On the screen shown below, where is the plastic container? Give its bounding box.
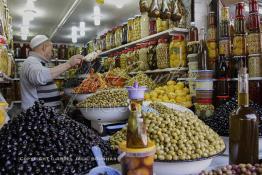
[187,41,200,54]
[187,53,199,62]
[197,70,214,79]
[188,70,199,79]
[196,90,213,99]
[188,61,198,71]
[195,79,214,90]
[189,80,196,96]
[119,141,156,175]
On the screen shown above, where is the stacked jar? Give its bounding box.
[127,18,135,43]
[247,0,262,77]
[138,43,149,71]
[156,38,169,69]
[207,12,218,70]
[133,15,142,41]
[169,34,187,68]
[195,70,215,118]
[115,26,123,47]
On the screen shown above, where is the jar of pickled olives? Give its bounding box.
[120,50,128,69]
[138,43,149,71]
[156,38,169,69]
[106,30,112,50]
[169,35,186,68]
[147,40,158,70]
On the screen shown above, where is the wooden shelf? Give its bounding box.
[99,27,188,57]
[129,67,188,75]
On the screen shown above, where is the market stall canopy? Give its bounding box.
[8,0,139,44]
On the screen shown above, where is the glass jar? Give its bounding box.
[115,26,122,47]
[126,48,135,72]
[147,40,158,70]
[169,35,186,68]
[102,34,107,51]
[141,13,149,38]
[233,34,246,56]
[249,80,262,105]
[120,50,128,70]
[111,28,116,48]
[122,23,128,45]
[156,38,169,69]
[128,18,135,43]
[106,30,112,50]
[138,43,149,71]
[134,15,141,41]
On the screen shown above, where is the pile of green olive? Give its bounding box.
[110,103,225,161]
[77,89,128,108]
[126,73,156,90]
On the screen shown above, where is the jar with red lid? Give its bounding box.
[235,2,245,18]
[147,40,158,70]
[249,0,258,13]
[248,13,260,32]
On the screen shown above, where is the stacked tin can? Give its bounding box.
[247,0,262,77]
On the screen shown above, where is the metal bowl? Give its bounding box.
[78,107,129,123]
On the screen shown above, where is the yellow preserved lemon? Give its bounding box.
[167,80,176,86]
[176,96,187,103]
[0,110,5,125]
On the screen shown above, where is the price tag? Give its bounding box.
[96,0,104,5]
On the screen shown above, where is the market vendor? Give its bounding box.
[20,35,83,111]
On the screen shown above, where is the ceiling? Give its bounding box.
[8,0,140,44]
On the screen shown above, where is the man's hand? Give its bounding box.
[67,54,84,68]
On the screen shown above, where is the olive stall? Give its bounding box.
[1,0,262,175]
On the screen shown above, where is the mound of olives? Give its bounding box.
[0,101,117,174]
[110,103,225,161]
[77,89,128,108]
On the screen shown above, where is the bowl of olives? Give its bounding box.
[72,93,94,102]
[77,89,130,122]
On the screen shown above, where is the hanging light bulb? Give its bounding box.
[93,5,101,26]
[79,22,85,37]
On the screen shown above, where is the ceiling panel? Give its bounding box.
[8,0,140,44]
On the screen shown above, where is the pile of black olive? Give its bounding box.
[0,101,117,174]
[202,97,262,136]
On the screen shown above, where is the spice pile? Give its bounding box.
[0,102,117,174]
[202,96,262,136]
[126,73,156,90]
[73,70,107,94]
[110,103,225,161]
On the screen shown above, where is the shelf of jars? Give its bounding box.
[129,67,189,75]
[99,27,188,57]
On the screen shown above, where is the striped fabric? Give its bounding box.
[36,61,62,109]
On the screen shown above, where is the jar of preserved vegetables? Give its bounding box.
[128,18,135,43]
[141,13,149,38]
[111,27,116,48]
[120,50,128,69]
[134,15,141,41]
[156,38,169,69]
[106,30,112,50]
[122,23,128,45]
[169,35,186,68]
[147,40,158,70]
[138,43,149,71]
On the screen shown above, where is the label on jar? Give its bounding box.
[219,39,231,57]
[233,35,246,56]
[208,27,216,41]
[247,33,261,55]
[248,55,262,77]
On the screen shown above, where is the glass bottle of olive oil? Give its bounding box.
[126,82,148,148]
[229,66,259,164]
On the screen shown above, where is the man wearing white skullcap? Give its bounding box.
[20,35,83,111]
